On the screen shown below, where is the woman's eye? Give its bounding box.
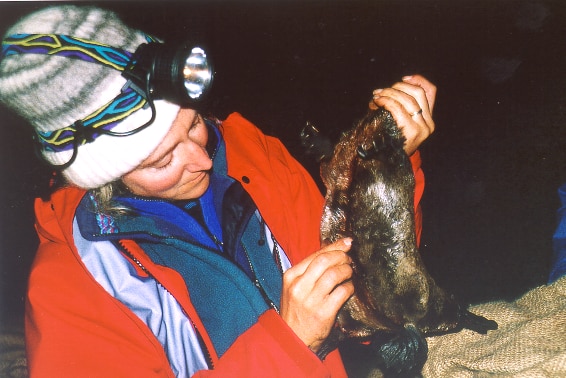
[189,114,203,133]
[151,155,173,170]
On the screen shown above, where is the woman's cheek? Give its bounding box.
[145,168,184,194]
[123,167,183,197]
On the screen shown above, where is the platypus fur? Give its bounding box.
[301,108,497,377]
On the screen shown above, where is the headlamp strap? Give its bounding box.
[36,83,147,153]
[1,34,157,152]
[2,33,136,71]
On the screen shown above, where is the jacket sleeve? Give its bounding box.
[410,150,425,246]
[194,310,347,378]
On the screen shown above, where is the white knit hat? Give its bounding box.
[0,5,180,189]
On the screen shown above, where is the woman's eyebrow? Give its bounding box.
[189,112,200,128]
[140,137,177,168]
[144,149,173,167]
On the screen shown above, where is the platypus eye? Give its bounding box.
[357,144,372,159]
[357,140,380,159]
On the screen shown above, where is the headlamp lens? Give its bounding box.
[183,47,212,99]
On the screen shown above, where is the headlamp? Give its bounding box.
[123,41,214,106]
[1,33,215,170]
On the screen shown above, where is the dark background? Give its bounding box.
[1,0,565,364]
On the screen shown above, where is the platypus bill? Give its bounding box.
[301,108,497,377]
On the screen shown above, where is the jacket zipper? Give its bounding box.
[117,240,215,370]
[241,243,280,314]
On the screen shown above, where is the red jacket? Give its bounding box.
[26,112,424,377]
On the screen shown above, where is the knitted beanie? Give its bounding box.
[0,5,180,189]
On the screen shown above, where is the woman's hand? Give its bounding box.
[280,238,354,353]
[370,74,437,155]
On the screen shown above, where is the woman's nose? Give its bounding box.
[181,139,213,172]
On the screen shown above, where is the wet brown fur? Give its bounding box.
[309,108,496,375]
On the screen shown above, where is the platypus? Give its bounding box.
[301,108,497,377]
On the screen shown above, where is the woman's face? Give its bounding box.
[122,108,213,200]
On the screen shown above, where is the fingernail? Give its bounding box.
[402,75,413,81]
[372,89,383,99]
[343,237,352,246]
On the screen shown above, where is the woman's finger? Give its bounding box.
[401,74,437,114]
[284,238,352,281]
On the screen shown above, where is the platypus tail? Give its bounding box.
[371,324,428,378]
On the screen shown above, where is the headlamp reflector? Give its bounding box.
[183,47,212,99]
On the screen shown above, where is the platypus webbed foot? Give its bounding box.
[371,324,428,378]
[300,121,334,162]
[459,309,498,334]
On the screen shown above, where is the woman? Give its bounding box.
[0,5,435,377]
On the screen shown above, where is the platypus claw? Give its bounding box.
[459,309,498,334]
